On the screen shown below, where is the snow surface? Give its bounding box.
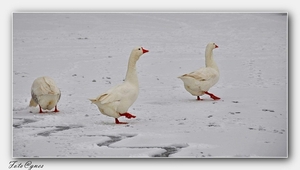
[12,13,288,158]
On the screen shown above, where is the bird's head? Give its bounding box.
[207,42,219,49]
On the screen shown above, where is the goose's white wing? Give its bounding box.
[184,67,218,81]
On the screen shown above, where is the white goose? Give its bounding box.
[29,76,61,113]
[178,42,220,100]
[89,47,149,124]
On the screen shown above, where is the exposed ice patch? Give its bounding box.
[36,125,84,137]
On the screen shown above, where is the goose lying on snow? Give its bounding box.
[178,42,220,100]
[29,76,61,113]
[90,47,149,124]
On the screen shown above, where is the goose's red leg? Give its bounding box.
[116,113,136,124]
[197,96,203,100]
[120,112,136,119]
[53,105,59,112]
[205,91,220,100]
[39,105,44,113]
[115,118,128,124]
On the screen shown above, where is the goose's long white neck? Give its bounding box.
[205,48,219,72]
[124,54,139,85]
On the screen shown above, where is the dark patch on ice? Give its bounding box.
[229,111,241,115]
[262,109,275,112]
[198,151,212,158]
[125,145,188,158]
[77,37,88,40]
[96,134,187,157]
[36,125,84,137]
[13,71,28,76]
[248,127,285,134]
[13,118,38,128]
[97,134,136,147]
[152,145,187,158]
[258,126,266,131]
[248,126,266,131]
[207,122,220,127]
[97,135,122,147]
[273,129,285,134]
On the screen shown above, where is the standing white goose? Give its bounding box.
[29,76,61,113]
[178,42,220,100]
[89,46,149,124]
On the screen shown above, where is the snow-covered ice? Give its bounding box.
[12,13,288,158]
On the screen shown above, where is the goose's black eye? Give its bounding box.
[138,48,141,50]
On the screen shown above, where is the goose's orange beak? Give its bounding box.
[142,47,149,53]
[215,44,219,48]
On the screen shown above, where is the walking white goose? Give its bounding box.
[89,46,149,124]
[178,42,220,100]
[29,76,61,113]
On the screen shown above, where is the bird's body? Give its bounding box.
[29,76,61,113]
[91,82,139,118]
[178,42,220,100]
[90,47,149,124]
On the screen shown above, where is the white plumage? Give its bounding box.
[178,42,220,100]
[29,76,61,113]
[90,47,149,124]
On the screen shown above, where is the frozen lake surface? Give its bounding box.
[12,13,287,158]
